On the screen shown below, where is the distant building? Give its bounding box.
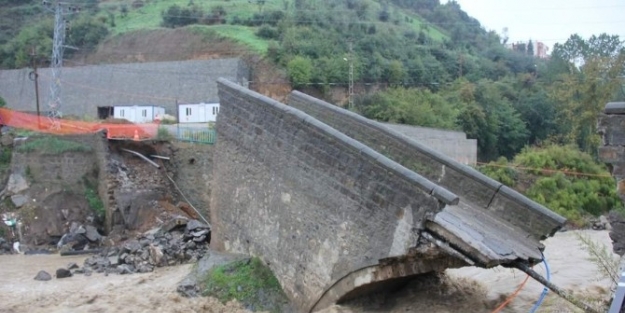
[534,41,549,59]
[112,105,165,123]
[507,40,549,59]
[178,103,220,123]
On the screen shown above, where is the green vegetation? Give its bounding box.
[193,24,271,53]
[479,145,623,226]
[83,175,105,220]
[17,137,92,154]
[201,257,288,312]
[0,147,11,166]
[2,0,625,227]
[157,126,173,141]
[84,186,104,220]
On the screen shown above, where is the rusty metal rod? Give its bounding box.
[515,262,601,313]
[121,148,160,168]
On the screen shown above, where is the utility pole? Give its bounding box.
[348,40,354,111]
[29,46,41,129]
[29,47,41,117]
[42,0,79,128]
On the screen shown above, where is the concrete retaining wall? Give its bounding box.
[381,123,477,165]
[287,91,564,240]
[211,78,459,312]
[0,59,249,118]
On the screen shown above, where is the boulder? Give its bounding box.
[56,268,72,279]
[10,194,28,208]
[7,174,28,195]
[34,270,52,281]
[67,262,79,270]
[1,134,14,146]
[186,219,209,232]
[177,281,200,298]
[85,225,102,242]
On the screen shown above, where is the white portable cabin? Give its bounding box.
[178,103,220,123]
[113,105,166,123]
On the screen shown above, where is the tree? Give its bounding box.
[287,56,313,89]
[0,95,6,107]
[357,87,460,129]
[527,39,534,56]
[548,33,625,154]
[479,144,622,226]
[384,60,406,86]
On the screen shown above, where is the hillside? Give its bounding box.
[2,0,624,225]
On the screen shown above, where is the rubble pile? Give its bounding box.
[78,217,210,275]
[57,222,103,251]
[0,237,14,254]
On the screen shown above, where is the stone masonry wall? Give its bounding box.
[598,102,625,256]
[288,91,565,240]
[211,79,458,312]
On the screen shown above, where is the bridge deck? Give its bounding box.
[426,201,543,267]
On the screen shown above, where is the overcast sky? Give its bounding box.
[442,0,625,52]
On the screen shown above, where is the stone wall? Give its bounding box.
[211,79,458,312]
[287,91,564,240]
[598,102,625,256]
[10,133,106,185]
[170,142,213,220]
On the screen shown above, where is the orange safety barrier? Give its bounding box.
[0,108,160,140]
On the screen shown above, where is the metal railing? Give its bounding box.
[176,127,216,144]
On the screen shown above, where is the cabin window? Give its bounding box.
[120,109,125,117]
[186,108,192,116]
[142,109,147,117]
[212,107,216,115]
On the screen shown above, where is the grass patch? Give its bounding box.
[83,175,105,220]
[189,24,271,54]
[201,257,288,312]
[17,137,92,154]
[85,187,105,220]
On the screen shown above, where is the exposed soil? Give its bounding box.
[69,28,292,102]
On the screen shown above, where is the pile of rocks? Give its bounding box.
[591,216,612,231]
[78,217,210,275]
[0,237,14,254]
[57,222,103,251]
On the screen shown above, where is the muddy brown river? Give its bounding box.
[0,230,615,313]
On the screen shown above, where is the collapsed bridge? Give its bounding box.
[210,78,566,312]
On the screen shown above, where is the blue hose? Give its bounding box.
[530,252,551,313]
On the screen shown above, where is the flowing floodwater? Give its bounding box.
[0,230,616,313]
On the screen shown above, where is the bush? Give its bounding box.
[286,56,313,89]
[157,127,173,140]
[479,144,623,226]
[201,258,287,312]
[255,25,279,40]
[161,4,203,28]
